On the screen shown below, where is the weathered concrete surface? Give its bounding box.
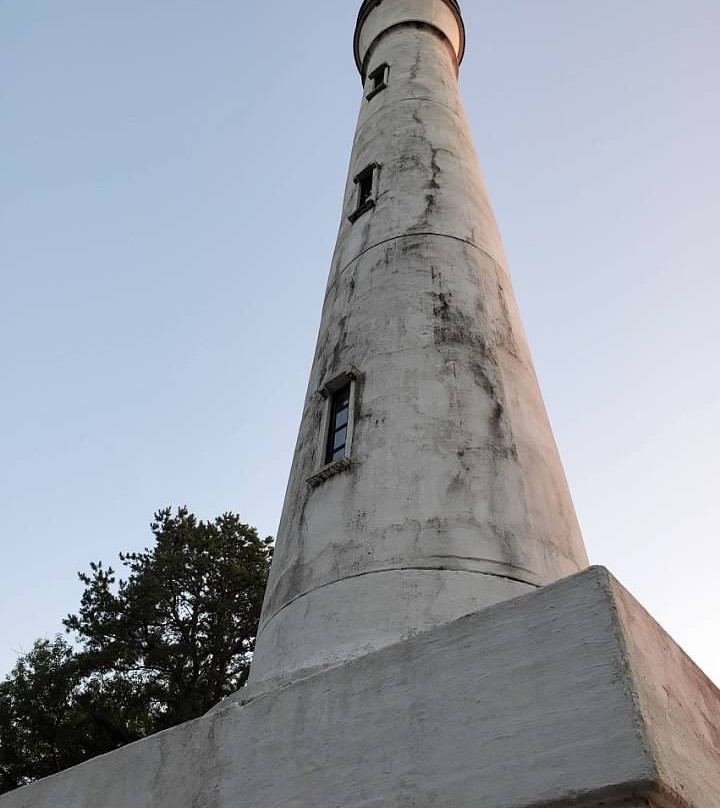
[3,568,717,808]
[251,0,588,684]
[354,0,465,76]
[613,582,720,808]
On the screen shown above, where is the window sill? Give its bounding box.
[307,457,352,488]
[366,83,387,101]
[348,199,375,223]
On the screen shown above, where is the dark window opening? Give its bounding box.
[325,383,351,464]
[349,163,377,222]
[366,63,389,100]
[357,168,373,208]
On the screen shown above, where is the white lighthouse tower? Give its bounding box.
[2,3,718,807]
[250,0,589,683]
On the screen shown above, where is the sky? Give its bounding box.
[1,1,718,686]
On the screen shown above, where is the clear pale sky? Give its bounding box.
[1,1,718,685]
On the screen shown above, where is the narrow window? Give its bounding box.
[349,163,378,222]
[366,63,389,100]
[357,168,373,208]
[307,368,361,486]
[325,383,351,464]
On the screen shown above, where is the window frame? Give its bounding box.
[366,63,390,101]
[348,163,380,223]
[325,382,351,465]
[308,367,361,487]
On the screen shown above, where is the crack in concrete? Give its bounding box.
[356,95,463,141]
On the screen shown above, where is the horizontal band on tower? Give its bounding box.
[359,20,461,83]
[257,562,545,636]
[354,0,466,78]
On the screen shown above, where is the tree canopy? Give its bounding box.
[0,507,272,794]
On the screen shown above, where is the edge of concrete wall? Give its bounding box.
[608,573,720,808]
[3,567,716,808]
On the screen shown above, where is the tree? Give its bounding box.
[0,638,149,792]
[65,507,273,728]
[0,507,273,793]
[0,638,82,792]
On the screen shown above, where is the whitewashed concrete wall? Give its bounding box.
[250,0,588,683]
[2,568,717,808]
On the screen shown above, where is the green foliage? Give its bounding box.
[0,508,273,794]
[0,638,83,792]
[0,638,149,792]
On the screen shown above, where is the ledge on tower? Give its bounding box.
[354,0,466,78]
[1,567,718,808]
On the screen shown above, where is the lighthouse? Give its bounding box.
[250,0,588,683]
[2,3,717,807]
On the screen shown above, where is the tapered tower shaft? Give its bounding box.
[250,0,588,684]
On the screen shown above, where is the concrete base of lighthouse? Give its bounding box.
[2,567,718,808]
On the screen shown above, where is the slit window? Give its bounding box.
[357,168,373,208]
[325,383,351,464]
[308,368,361,486]
[366,63,389,100]
[349,163,378,222]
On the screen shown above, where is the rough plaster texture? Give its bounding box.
[613,583,720,808]
[251,0,588,683]
[2,568,717,808]
[355,0,464,76]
